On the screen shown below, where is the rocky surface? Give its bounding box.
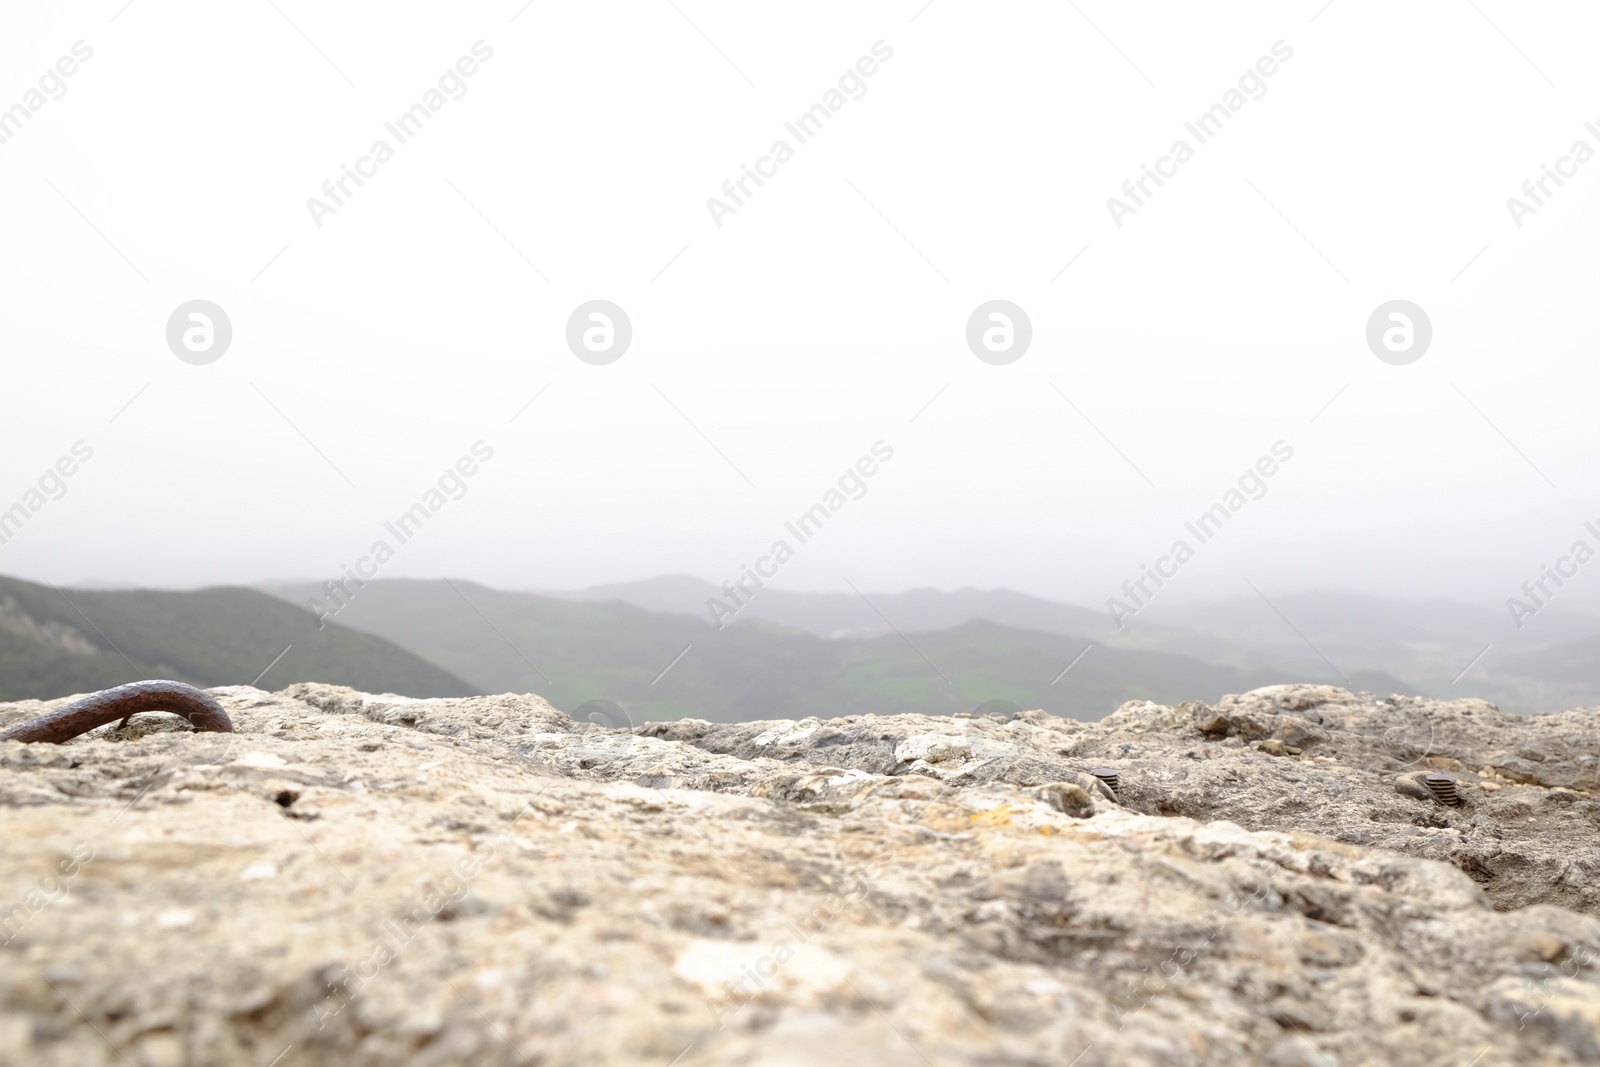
[643,683,1600,915]
[0,682,1598,1065]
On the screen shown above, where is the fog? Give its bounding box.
[10,7,1600,1057]
[3,0,1599,633]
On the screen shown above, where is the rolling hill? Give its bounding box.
[0,575,475,701]
[542,578,1600,712]
[261,578,1410,722]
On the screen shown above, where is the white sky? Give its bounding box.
[2,0,1599,619]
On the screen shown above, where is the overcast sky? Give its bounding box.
[2,0,1599,621]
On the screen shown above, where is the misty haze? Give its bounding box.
[5,2,1600,1065]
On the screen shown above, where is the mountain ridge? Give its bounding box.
[0,574,475,701]
[260,577,1413,721]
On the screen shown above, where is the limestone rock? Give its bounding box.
[1,682,1599,1064]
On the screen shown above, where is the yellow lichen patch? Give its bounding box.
[969,804,1024,828]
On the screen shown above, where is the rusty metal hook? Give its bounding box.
[0,680,233,744]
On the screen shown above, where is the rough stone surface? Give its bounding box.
[0,682,1599,1065]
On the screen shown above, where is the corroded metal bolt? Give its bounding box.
[1089,767,1120,795]
[1423,772,1461,807]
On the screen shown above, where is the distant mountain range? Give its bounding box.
[5,570,1595,721]
[260,578,1406,722]
[0,575,473,702]
[538,576,1600,713]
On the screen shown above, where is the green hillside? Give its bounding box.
[0,575,476,702]
[263,579,1410,722]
